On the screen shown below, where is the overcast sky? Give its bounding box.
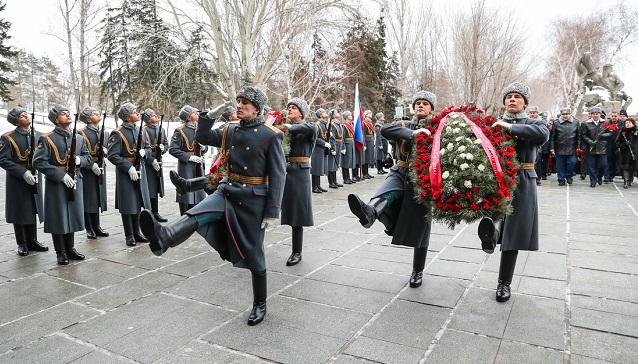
[4,0,637,114]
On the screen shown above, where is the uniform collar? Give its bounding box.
[240,116,263,128]
[122,122,136,130]
[185,122,196,129]
[55,126,72,136]
[145,123,157,129]
[14,127,29,135]
[87,124,99,131]
[502,111,528,121]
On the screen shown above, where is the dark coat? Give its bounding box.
[617,128,638,170]
[550,117,579,155]
[341,122,356,168]
[580,120,612,155]
[33,127,92,234]
[328,122,343,171]
[79,126,108,213]
[281,122,317,227]
[107,123,152,215]
[606,120,623,155]
[191,115,286,272]
[311,121,328,176]
[0,128,44,224]
[373,119,431,248]
[375,123,389,161]
[143,123,168,199]
[170,124,207,204]
[500,117,550,252]
[364,120,375,164]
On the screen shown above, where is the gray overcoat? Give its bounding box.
[79,126,108,213]
[170,124,207,204]
[341,122,356,169]
[310,121,328,176]
[143,124,168,199]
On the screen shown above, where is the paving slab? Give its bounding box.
[344,336,425,364]
[398,274,469,308]
[426,328,500,363]
[449,287,514,338]
[308,264,408,293]
[503,295,565,350]
[0,334,93,363]
[494,340,563,364]
[571,327,638,363]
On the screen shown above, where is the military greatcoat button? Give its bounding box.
[254,129,258,132]
[246,146,250,150]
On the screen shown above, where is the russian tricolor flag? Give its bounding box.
[353,83,365,151]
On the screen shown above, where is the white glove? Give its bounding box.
[63,173,76,188]
[330,149,337,156]
[128,166,140,181]
[152,159,161,171]
[412,128,431,137]
[207,101,234,119]
[260,217,278,229]
[91,163,102,176]
[189,155,203,164]
[364,146,367,151]
[159,144,165,152]
[341,149,346,155]
[325,142,331,149]
[102,147,108,154]
[282,123,292,129]
[492,121,512,130]
[23,170,36,185]
[378,146,383,150]
[75,156,81,165]
[139,149,146,158]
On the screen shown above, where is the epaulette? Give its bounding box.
[228,121,240,124]
[115,126,122,131]
[2,130,14,137]
[265,124,282,134]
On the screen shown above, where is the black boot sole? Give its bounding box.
[347,194,374,228]
[478,218,497,254]
[139,211,163,256]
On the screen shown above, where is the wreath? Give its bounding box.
[269,111,291,156]
[410,104,520,228]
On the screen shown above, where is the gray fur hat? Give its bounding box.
[179,105,198,122]
[342,110,352,119]
[142,108,156,122]
[559,107,572,115]
[501,82,530,105]
[364,110,373,118]
[412,90,437,109]
[79,106,98,123]
[117,102,137,122]
[287,98,309,119]
[588,106,602,114]
[315,108,326,119]
[48,104,70,123]
[528,106,539,113]
[236,86,268,116]
[7,107,27,126]
[375,112,384,120]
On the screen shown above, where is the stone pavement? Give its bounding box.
[0,158,637,364]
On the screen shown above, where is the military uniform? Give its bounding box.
[375,121,389,174]
[144,123,168,218]
[78,125,109,238]
[0,127,45,254]
[170,123,207,212]
[310,120,329,192]
[360,119,376,178]
[341,120,356,183]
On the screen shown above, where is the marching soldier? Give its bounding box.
[348,91,436,289]
[327,109,343,189]
[281,98,317,265]
[311,108,330,193]
[140,86,285,326]
[170,105,207,214]
[142,108,168,222]
[0,107,46,256]
[340,111,356,184]
[78,107,109,239]
[362,110,375,179]
[33,105,90,265]
[375,112,389,175]
[107,103,151,246]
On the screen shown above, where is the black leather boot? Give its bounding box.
[84,212,97,240]
[352,168,361,182]
[132,214,149,243]
[312,175,322,193]
[170,170,208,195]
[478,217,500,254]
[247,270,267,326]
[25,224,48,252]
[363,165,374,179]
[286,226,303,266]
[348,195,387,228]
[377,160,387,175]
[122,214,136,247]
[409,247,427,288]
[91,213,109,237]
[496,250,517,302]
[150,198,168,223]
[52,234,69,265]
[496,279,511,302]
[178,203,188,216]
[328,172,338,189]
[139,210,198,256]
[65,233,85,260]
[14,224,28,256]
[343,169,352,184]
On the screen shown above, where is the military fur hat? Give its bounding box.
[236,86,268,116]
[588,106,602,114]
[142,108,156,122]
[527,106,539,113]
[117,102,137,122]
[48,104,70,123]
[375,112,385,121]
[620,109,628,116]
[315,108,326,119]
[364,110,373,118]
[560,107,572,115]
[79,106,98,123]
[501,82,530,105]
[179,105,198,122]
[412,90,437,109]
[7,107,27,126]
[287,97,309,119]
[342,110,352,119]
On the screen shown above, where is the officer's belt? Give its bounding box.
[521,163,535,170]
[396,160,409,168]
[344,137,353,141]
[228,172,267,185]
[287,156,310,163]
[124,156,136,161]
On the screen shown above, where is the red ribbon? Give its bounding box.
[463,114,507,193]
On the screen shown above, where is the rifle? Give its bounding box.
[95,112,107,185]
[132,116,144,182]
[66,113,79,201]
[28,103,38,194]
[194,127,204,177]
[325,110,336,156]
[157,114,165,197]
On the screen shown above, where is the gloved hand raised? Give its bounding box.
[207,101,234,119]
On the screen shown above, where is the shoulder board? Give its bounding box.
[115,126,122,131]
[43,132,53,137]
[228,121,240,124]
[2,130,14,137]
[265,124,282,134]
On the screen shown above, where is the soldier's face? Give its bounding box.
[188,112,199,123]
[334,113,341,121]
[237,98,258,119]
[90,112,101,124]
[128,111,140,123]
[590,112,601,121]
[504,93,525,113]
[287,105,302,121]
[149,114,159,124]
[17,112,31,128]
[529,111,538,118]
[414,100,432,119]
[56,111,71,127]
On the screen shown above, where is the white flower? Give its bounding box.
[447,143,454,150]
[446,126,452,133]
[440,148,446,156]
[464,180,473,188]
[452,128,461,134]
[455,136,463,142]
[442,171,450,179]
[459,153,466,159]
[460,163,469,170]
[457,145,466,152]
[466,153,474,160]
[474,139,482,144]
[478,164,486,172]
[453,158,458,165]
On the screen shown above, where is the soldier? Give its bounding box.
[142,108,168,222]
[478,82,550,302]
[347,91,436,289]
[327,109,343,189]
[78,107,109,239]
[374,112,389,175]
[362,110,375,179]
[340,111,356,184]
[281,98,317,265]
[107,103,151,246]
[170,105,207,214]
[140,86,285,326]
[33,105,90,265]
[310,108,331,193]
[550,107,580,186]
[580,106,612,188]
[0,107,46,256]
